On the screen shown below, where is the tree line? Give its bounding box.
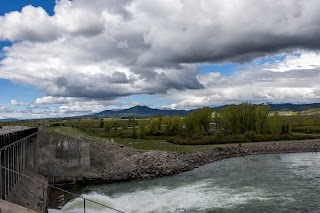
[101,103,288,139]
[216,103,286,135]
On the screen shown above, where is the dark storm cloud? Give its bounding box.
[106,71,130,84]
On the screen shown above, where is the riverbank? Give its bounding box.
[51,135,320,184]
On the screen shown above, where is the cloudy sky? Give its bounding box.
[1,0,320,119]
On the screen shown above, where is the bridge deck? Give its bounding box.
[0,199,40,213]
[0,126,33,136]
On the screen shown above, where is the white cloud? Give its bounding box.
[0,6,58,42]
[10,100,18,105]
[1,0,320,115]
[266,52,320,72]
[162,51,320,108]
[1,97,125,119]
[35,96,85,105]
[10,99,28,106]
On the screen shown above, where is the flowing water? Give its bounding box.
[49,152,320,213]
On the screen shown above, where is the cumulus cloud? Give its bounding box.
[1,0,320,112]
[10,100,19,105]
[1,97,125,119]
[10,99,28,106]
[163,52,320,108]
[0,6,58,42]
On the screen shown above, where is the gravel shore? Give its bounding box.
[63,138,320,185]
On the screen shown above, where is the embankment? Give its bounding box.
[45,133,320,184]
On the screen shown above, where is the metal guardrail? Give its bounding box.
[0,132,35,201]
[0,165,125,213]
[0,128,38,149]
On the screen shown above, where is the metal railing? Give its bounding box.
[0,165,125,213]
[0,127,38,149]
[0,134,33,200]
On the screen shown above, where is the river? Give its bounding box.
[49,152,320,213]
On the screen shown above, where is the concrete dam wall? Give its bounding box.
[37,132,90,180]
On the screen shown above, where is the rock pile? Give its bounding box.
[52,138,320,185]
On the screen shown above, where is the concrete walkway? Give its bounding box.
[0,199,39,213]
[0,126,32,136]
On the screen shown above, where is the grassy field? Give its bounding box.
[41,127,320,153]
[42,126,219,153]
[42,126,101,142]
[113,137,218,153]
[3,111,320,152]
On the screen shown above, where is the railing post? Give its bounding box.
[42,182,45,213]
[0,151,2,199]
[8,146,11,192]
[84,198,86,213]
[4,148,7,199]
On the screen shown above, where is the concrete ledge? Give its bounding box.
[0,199,39,213]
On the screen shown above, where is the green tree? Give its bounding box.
[99,119,104,128]
[199,107,212,133]
[184,107,212,135]
[268,112,282,134]
[303,119,315,126]
[255,105,271,134]
[132,125,137,139]
[138,120,146,139]
[154,113,163,130]
[148,118,160,135]
[114,123,118,133]
[171,115,183,135]
[184,112,198,134]
[104,121,110,133]
[163,116,173,135]
[218,104,240,134]
[122,123,127,130]
[217,103,271,134]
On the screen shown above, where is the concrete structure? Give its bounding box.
[0,199,39,213]
[0,127,40,211]
[38,133,90,180]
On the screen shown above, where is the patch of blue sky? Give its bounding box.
[0,41,12,59]
[252,52,301,66]
[253,54,287,65]
[199,63,241,76]
[121,94,173,108]
[0,78,44,107]
[0,0,55,16]
[199,52,301,76]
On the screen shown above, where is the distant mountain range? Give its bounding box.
[2,103,320,120]
[92,103,320,118]
[268,103,320,111]
[0,118,19,122]
[93,105,189,118]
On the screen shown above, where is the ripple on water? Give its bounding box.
[49,153,320,213]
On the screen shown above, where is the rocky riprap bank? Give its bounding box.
[51,137,320,185]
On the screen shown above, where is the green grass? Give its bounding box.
[43,126,100,142]
[291,125,320,133]
[43,126,217,152]
[111,137,217,153]
[41,126,320,153]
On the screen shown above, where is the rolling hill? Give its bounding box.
[92,103,320,118]
[93,105,189,118]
